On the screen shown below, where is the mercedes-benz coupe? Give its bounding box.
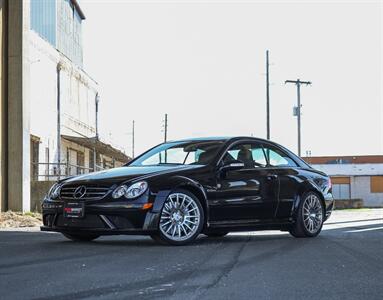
[41,137,334,245]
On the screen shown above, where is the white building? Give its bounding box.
[29,0,130,182]
[304,156,383,207]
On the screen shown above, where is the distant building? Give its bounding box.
[29,0,130,182]
[303,155,383,207]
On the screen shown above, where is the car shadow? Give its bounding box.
[4,219,380,250]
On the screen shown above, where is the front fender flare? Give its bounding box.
[150,176,209,224]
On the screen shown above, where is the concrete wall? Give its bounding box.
[351,176,383,207]
[7,0,30,212]
[30,181,55,212]
[0,0,7,211]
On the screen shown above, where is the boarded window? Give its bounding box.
[331,177,350,184]
[371,176,383,193]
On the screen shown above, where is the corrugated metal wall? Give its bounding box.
[57,0,83,67]
[30,0,56,46]
[30,0,83,67]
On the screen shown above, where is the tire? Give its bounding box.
[62,233,100,242]
[204,231,229,238]
[154,189,205,246]
[289,191,324,238]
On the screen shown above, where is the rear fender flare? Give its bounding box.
[291,180,325,221]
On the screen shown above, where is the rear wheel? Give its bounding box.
[289,192,324,238]
[62,233,100,242]
[151,189,204,246]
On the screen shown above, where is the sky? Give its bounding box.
[80,0,382,158]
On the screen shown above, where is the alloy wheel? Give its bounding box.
[302,193,323,234]
[159,192,201,242]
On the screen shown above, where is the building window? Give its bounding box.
[331,177,351,199]
[371,176,383,193]
[103,159,112,169]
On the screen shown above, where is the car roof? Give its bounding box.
[165,136,310,168]
[167,137,232,143]
[167,136,272,144]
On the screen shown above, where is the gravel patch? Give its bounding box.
[0,211,42,228]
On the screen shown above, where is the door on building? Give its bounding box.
[77,151,85,174]
[30,135,40,181]
[89,150,95,172]
[45,147,50,180]
[67,149,85,176]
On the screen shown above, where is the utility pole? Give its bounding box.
[285,79,312,157]
[266,50,270,140]
[163,113,168,142]
[132,120,135,158]
[93,93,100,172]
[56,63,62,179]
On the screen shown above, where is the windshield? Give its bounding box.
[129,141,225,166]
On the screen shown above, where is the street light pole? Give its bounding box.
[285,79,311,157]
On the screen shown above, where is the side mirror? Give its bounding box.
[220,160,245,172]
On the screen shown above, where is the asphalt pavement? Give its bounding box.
[1,209,382,300]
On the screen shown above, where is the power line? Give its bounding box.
[285,79,312,157]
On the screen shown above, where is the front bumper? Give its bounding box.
[41,191,170,235]
[41,213,160,235]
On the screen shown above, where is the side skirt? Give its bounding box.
[207,219,292,232]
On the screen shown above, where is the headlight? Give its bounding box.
[112,185,128,199]
[48,183,62,199]
[125,181,148,198]
[112,181,148,199]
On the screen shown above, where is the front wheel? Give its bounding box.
[62,233,100,242]
[152,189,204,246]
[289,192,324,238]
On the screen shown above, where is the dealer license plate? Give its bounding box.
[63,202,85,218]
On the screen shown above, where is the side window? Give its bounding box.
[223,143,267,169]
[263,145,297,167]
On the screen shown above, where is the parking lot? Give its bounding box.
[1,209,382,300]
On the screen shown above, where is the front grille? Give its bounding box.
[60,184,111,201]
[56,214,106,228]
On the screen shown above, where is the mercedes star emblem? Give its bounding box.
[73,186,87,199]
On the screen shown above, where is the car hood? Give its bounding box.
[63,165,203,185]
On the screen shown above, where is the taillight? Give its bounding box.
[327,177,332,189]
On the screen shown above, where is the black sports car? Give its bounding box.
[41,137,334,245]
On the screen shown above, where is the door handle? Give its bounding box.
[267,175,278,180]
